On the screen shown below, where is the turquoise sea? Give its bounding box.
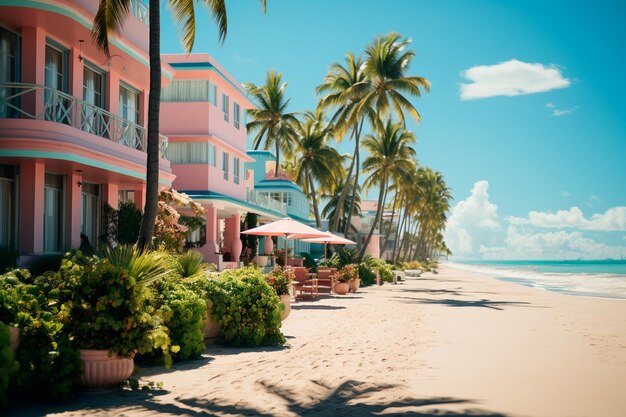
[449,260,626,300]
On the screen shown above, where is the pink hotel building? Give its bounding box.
[0,0,295,265]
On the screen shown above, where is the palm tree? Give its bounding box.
[322,178,361,236]
[245,71,299,177]
[316,53,374,233]
[359,119,416,259]
[357,33,431,127]
[291,111,342,227]
[92,0,266,250]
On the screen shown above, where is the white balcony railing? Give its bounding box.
[247,189,287,214]
[0,82,168,158]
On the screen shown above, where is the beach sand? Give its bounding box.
[10,265,626,417]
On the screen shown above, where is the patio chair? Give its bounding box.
[316,268,335,293]
[292,266,318,300]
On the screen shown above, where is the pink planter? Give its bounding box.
[79,349,134,389]
[280,294,291,320]
[349,278,361,293]
[334,282,350,295]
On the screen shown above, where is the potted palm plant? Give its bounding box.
[334,264,357,295]
[266,265,293,320]
[63,247,175,389]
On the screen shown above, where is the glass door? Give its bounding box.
[0,27,18,118]
[82,65,105,136]
[81,183,99,249]
[119,84,141,148]
[43,173,64,253]
[44,43,69,124]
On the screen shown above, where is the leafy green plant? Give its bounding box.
[176,250,205,278]
[159,283,206,361]
[336,264,358,283]
[0,323,19,409]
[266,265,293,296]
[206,267,285,347]
[61,254,175,364]
[1,269,82,400]
[100,245,172,285]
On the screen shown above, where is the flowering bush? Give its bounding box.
[266,265,293,296]
[336,264,358,283]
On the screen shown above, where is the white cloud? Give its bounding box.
[561,191,571,197]
[460,59,570,100]
[444,181,502,257]
[510,206,626,232]
[446,181,626,260]
[552,108,575,117]
[480,227,626,260]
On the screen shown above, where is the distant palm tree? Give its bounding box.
[360,119,416,259]
[291,111,342,227]
[92,0,266,249]
[322,178,361,236]
[245,71,299,177]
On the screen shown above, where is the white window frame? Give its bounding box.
[222,151,229,180]
[222,93,229,122]
[233,102,240,129]
[233,157,240,184]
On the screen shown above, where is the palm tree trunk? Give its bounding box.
[359,174,386,259]
[392,204,407,263]
[137,0,161,250]
[343,119,364,237]
[330,124,358,232]
[380,190,399,258]
[308,172,322,228]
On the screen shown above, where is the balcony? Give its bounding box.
[0,82,167,158]
[247,189,287,214]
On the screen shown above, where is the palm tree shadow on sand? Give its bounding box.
[174,379,515,417]
[393,296,547,311]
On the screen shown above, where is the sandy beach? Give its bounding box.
[10,265,626,417]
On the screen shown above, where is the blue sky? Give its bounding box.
[160,0,626,259]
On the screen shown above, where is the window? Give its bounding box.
[81,183,99,248]
[233,157,240,184]
[44,42,69,124]
[208,144,216,167]
[119,83,141,147]
[222,151,229,180]
[210,84,217,106]
[0,165,16,248]
[44,173,65,253]
[0,28,19,118]
[82,64,106,135]
[222,93,229,122]
[270,192,281,202]
[233,102,240,129]
[161,80,210,102]
[118,190,135,204]
[167,142,209,164]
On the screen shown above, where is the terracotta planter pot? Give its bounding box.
[8,326,19,353]
[254,255,269,267]
[203,300,221,339]
[79,349,134,389]
[349,278,361,293]
[279,294,291,320]
[334,282,350,295]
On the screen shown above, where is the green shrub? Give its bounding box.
[206,266,285,347]
[1,269,81,400]
[358,264,376,286]
[0,323,19,409]
[158,282,206,361]
[26,254,63,277]
[358,257,394,285]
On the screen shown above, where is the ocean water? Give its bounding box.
[449,260,626,300]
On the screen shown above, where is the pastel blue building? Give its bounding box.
[246,150,314,256]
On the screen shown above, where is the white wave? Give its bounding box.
[447,262,626,299]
